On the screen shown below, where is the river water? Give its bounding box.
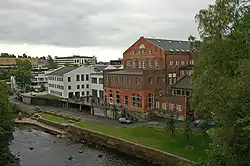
[10,127,151,166]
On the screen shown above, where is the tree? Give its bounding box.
[0,81,19,165]
[11,60,33,90]
[192,1,250,165]
[47,55,58,69]
[184,118,192,146]
[22,53,27,58]
[165,110,176,135]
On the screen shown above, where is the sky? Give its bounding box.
[0,0,215,62]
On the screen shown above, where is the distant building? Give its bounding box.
[54,55,97,67]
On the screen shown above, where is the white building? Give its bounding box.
[90,72,104,99]
[54,55,97,67]
[47,66,97,99]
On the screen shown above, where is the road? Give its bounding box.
[10,96,189,128]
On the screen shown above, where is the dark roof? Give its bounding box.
[92,65,108,72]
[109,70,143,75]
[145,38,190,52]
[172,75,191,89]
[179,65,194,70]
[47,66,77,76]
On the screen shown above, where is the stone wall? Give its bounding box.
[37,118,68,131]
[44,111,81,122]
[68,125,197,166]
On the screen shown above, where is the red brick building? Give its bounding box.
[104,37,196,119]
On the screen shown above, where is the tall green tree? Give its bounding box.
[11,60,33,90]
[0,81,18,165]
[47,55,58,69]
[192,0,250,165]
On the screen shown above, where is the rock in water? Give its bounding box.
[98,154,103,158]
[29,147,34,150]
[68,156,73,161]
[78,150,84,154]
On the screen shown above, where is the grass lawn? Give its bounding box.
[38,94,62,100]
[75,121,208,163]
[41,113,69,123]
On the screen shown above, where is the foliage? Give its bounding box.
[0,81,18,165]
[184,118,192,145]
[0,53,16,58]
[47,55,58,69]
[192,0,250,165]
[10,60,33,90]
[41,113,69,123]
[40,84,46,92]
[165,114,176,135]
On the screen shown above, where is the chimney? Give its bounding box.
[140,36,144,39]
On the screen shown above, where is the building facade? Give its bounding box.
[47,66,97,99]
[104,36,197,119]
[54,55,97,67]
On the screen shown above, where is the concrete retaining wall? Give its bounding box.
[68,125,196,166]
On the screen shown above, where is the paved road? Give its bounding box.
[10,96,191,129]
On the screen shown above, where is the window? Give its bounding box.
[155,101,160,109]
[139,49,146,55]
[149,49,154,54]
[131,94,142,108]
[76,75,80,81]
[149,77,153,84]
[86,91,89,96]
[169,60,174,65]
[155,60,159,67]
[68,86,71,90]
[147,94,153,109]
[139,61,143,68]
[86,74,89,81]
[77,85,80,89]
[186,90,190,97]
[116,91,120,105]
[81,74,84,81]
[143,61,146,68]
[136,78,140,84]
[81,85,84,89]
[190,60,194,65]
[149,60,153,67]
[181,60,185,65]
[176,105,183,112]
[169,103,175,111]
[86,84,89,88]
[162,103,168,110]
[91,77,97,84]
[124,96,128,105]
[133,60,137,68]
[99,78,103,84]
[68,77,71,82]
[109,91,114,104]
[168,73,176,85]
[127,60,131,66]
[157,76,161,84]
[132,51,136,55]
[176,89,181,95]
[175,60,179,65]
[180,70,185,75]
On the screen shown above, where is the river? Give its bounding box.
[10,126,151,166]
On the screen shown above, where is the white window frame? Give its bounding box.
[169,60,174,65]
[127,60,131,66]
[175,60,179,65]
[155,60,159,67]
[143,61,146,68]
[155,101,160,109]
[181,60,185,65]
[149,60,153,67]
[139,61,143,68]
[162,103,168,110]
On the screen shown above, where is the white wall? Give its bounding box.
[90,73,104,99]
[47,75,65,97]
[63,66,96,98]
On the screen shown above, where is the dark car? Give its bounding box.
[194,119,216,128]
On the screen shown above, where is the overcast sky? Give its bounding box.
[0,0,215,61]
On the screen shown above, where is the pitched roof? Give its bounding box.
[91,64,108,72]
[179,65,194,70]
[109,69,143,75]
[47,66,77,76]
[172,75,191,89]
[145,38,190,52]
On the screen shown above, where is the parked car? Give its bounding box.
[118,118,132,124]
[194,119,216,128]
[31,92,37,96]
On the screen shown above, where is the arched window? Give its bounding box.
[108,90,114,104]
[131,94,142,108]
[116,91,120,105]
[147,94,153,109]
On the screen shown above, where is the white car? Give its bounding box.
[31,92,37,96]
[118,118,132,124]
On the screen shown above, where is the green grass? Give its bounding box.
[38,94,62,100]
[75,121,208,162]
[41,113,69,123]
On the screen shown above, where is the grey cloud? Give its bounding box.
[0,0,215,47]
